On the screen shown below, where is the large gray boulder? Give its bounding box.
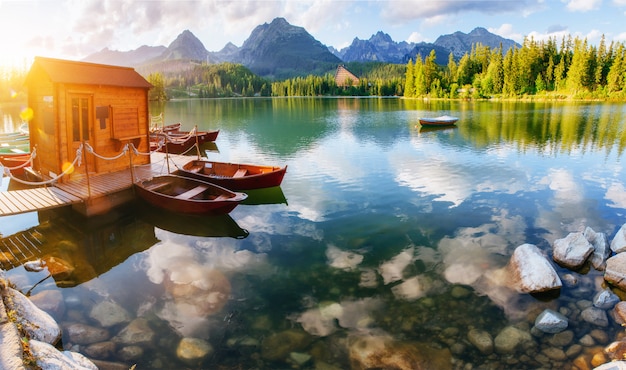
[584,227,610,271]
[30,340,98,370]
[5,287,61,344]
[553,232,594,269]
[508,244,562,293]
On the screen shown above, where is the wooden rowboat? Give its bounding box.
[150,122,181,133]
[134,175,247,215]
[175,159,287,190]
[418,115,458,127]
[0,154,31,176]
[150,129,220,154]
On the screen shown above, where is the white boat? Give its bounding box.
[419,115,459,126]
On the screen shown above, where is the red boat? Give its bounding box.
[150,129,219,154]
[134,174,247,215]
[150,122,181,133]
[175,159,287,190]
[0,154,31,176]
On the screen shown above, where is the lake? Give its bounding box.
[1,97,626,369]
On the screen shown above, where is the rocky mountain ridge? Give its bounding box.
[84,18,520,79]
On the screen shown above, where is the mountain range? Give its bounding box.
[84,17,520,79]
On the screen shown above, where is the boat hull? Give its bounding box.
[419,115,458,127]
[0,154,30,176]
[134,175,246,215]
[151,130,219,154]
[176,159,287,190]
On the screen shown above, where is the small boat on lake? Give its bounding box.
[150,122,181,133]
[134,174,247,215]
[150,129,220,154]
[0,154,31,176]
[175,159,287,190]
[419,115,459,127]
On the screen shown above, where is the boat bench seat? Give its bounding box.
[214,195,230,201]
[175,185,209,199]
[145,182,170,192]
[233,169,248,178]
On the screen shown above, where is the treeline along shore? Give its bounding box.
[1,34,625,102]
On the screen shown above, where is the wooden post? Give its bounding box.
[83,142,92,199]
[195,125,201,159]
[128,142,135,185]
[165,134,171,174]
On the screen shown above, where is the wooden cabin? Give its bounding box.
[334,65,360,87]
[24,57,153,183]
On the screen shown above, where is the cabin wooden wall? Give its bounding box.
[28,81,150,181]
[89,85,151,173]
[27,71,62,179]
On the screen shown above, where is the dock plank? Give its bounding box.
[0,152,192,217]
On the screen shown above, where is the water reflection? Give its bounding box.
[2,99,626,368]
[1,207,158,287]
[136,202,249,238]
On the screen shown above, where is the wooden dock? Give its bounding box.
[0,152,193,217]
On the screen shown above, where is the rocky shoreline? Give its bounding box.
[4,224,626,368]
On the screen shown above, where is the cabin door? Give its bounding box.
[67,94,96,176]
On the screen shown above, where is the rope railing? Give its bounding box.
[84,143,129,160]
[131,139,164,156]
[158,126,197,142]
[5,144,83,186]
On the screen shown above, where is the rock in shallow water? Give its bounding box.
[534,309,568,334]
[553,232,594,270]
[467,328,493,354]
[89,300,132,328]
[176,337,214,366]
[507,244,562,293]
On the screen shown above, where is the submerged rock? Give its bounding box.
[111,318,155,346]
[261,329,313,361]
[176,337,214,366]
[65,322,111,345]
[580,307,609,327]
[507,244,562,293]
[593,289,620,310]
[467,328,493,354]
[30,289,66,318]
[534,309,568,334]
[89,300,132,328]
[493,326,533,354]
[347,334,452,370]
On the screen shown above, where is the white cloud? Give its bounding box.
[606,182,626,209]
[565,0,602,11]
[489,24,523,43]
[379,0,544,23]
[407,32,424,43]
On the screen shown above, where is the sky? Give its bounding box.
[1,0,626,69]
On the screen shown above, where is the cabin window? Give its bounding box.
[71,97,90,141]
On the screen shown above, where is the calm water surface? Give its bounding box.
[1,98,626,369]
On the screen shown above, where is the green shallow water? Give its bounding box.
[1,98,626,369]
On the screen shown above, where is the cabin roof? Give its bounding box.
[26,56,152,89]
[334,65,360,87]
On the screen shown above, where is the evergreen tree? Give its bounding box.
[404,59,415,97]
